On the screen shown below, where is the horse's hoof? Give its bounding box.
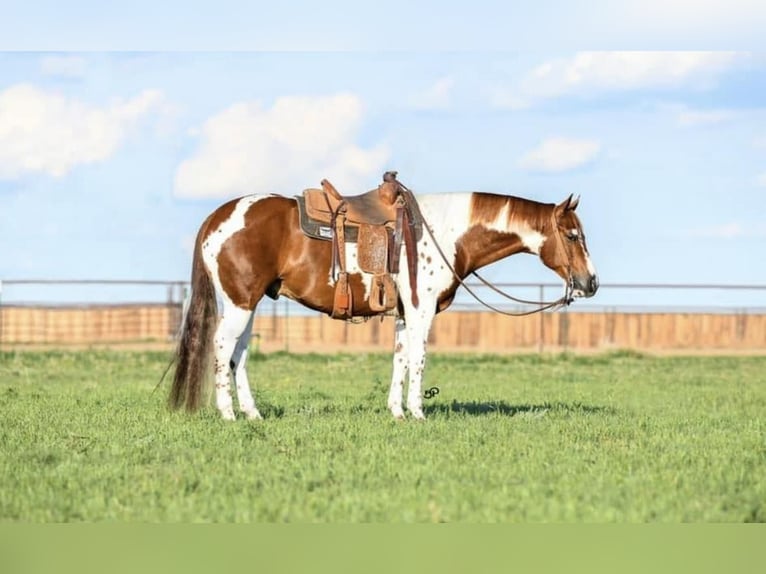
[221,408,236,421]
[410,409,426,421]
[244,409,263,420]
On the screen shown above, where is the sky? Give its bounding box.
[0,4,765,310]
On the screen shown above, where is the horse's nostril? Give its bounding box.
[589,275,599,293]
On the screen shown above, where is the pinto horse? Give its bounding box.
[169,181,598,420]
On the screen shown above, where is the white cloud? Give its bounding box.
[615,1,766,46]
[40,55,87,79]
[0,84,164,179]
[493,51,747,109]
[409,76,454,110]
[757,173,766,187]
[174,93,390,199]
[518,137,601,173]
[676,107,737,127]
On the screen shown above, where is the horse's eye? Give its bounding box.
[566,232,578,242]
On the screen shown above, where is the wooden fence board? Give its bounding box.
[1,305,764,352]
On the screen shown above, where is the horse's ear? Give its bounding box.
[555,194,578,215]
[569,195,580,211]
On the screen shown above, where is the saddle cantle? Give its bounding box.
[296,171,422,320]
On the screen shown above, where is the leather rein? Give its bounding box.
[397,180,574,317]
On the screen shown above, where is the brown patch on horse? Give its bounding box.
[469,193,508,225]
[464,194,553,272]
[211,197,397,318]
[200,199,238,245]
[434,228,527,313]
[434,193,557,314]
[215,198,296,310]
[469,193,550,230]
[543,195,592,285]
[456,228,526,276]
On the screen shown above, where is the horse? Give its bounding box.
[168,177,599,421]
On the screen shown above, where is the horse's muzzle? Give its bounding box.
[571,274,599,298]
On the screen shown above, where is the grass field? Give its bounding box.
[1,349,765,522]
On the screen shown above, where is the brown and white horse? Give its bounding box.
[169,186,598,420]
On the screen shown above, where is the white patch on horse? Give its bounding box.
[395,193,473,304]
[518,229,545,254]
[325,242,374,301]
[485,201,510,230]
[475,198,546,254]
[201,195,269,306]
[200,194,269,420]
[585,249,596,276]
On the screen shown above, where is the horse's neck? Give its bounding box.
[424,192,551,277]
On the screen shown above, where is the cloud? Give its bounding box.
[518,137,601,173]
[0,84,164,179]
[615,1,766,45]
[174,93,390,199]
[39,55,87,79]
[757,173,766,187]
[676,107,737,127]
[493,51,747,109]
[409,76,454,110]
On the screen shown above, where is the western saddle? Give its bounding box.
[297,171,422,320]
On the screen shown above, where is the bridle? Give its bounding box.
[398,179,575,317]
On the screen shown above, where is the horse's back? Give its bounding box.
[198,193,297,246]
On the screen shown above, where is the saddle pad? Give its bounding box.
[357,224,390,275]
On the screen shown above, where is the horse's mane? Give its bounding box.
[469,192,552,231]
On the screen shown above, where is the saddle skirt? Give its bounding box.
[295,195,396,276]
[294,173,421,320]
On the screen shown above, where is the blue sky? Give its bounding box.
[1,47,765,309]
[3,1,766,50]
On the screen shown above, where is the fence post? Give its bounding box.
[736,308,746,343]
[538,284,544,353]
[166,283,174,340]
[560,305,569,352]
[284,299,290,353]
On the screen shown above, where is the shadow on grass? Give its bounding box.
[226,400,612,420]
[424,400,615,417]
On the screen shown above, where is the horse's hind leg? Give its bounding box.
[230,311,262,420]
[213,303,254,421]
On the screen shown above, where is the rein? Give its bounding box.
[397,180,573,317]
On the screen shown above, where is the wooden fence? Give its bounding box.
[1,304,763,352]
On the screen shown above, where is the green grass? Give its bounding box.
[1,349,765,522]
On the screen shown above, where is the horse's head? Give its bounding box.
[539,195,599,299]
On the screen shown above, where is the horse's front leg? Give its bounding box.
[387,317,409,419]
[404,307,436,420]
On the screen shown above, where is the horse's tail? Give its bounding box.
[168,237,217,412]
